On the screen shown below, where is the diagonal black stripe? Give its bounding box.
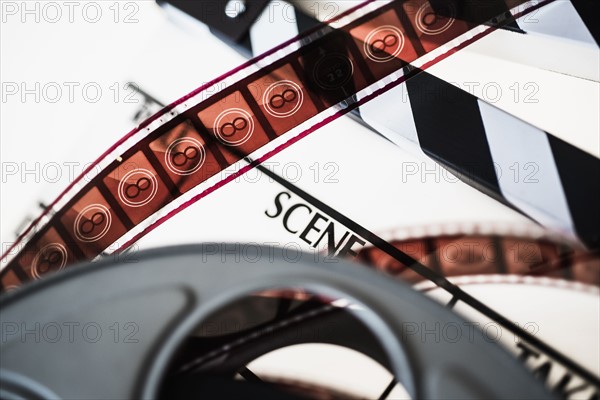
[547,134,600,249]
[406,70,503,198]
[446,296,459,309]
[239,366,263,383]
[238,33,254,58]
[430,0,517,26]
[294,5,322,34]
[378,378,397,400]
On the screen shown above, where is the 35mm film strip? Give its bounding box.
[0,0,557,291]
[358,230,600,287]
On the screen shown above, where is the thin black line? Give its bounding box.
[53,221,86,261]
[239,367,262,383]
[275,297,293,319]
[493,236,508,274]
[290,58,326,111]
[446,296,459,309]
[188,116,231,170]
[140,146,182,198]
[127,83,165,108]
[240,87,278,141]
[393,3,426,56]
[10,263,29,283]
[244,156,600,388]
[96,181,135,231]
[343,30,377,84]
[558,245,575,281]
[424,237,442,274]
[378,378,396,400]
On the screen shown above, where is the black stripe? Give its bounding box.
[570,0,600,45]
[96,181,135,231]
[188,116,231,170]
[406,70,502,197]
[446,296,459,309]
[430,0,518,27]
[378,378,397,400]
[10,263,29,283]
[240,87,278,140]
[141,146,183,199]
[53,221,86,261]
[239,367,262,383]
[237,33,254,57]
[295,6,322,34]
[493,237,508,274]
[547,134,600,249]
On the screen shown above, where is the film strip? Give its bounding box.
[0,0,553,292]
[357,229,600,287]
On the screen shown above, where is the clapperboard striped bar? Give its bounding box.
[365,68,600,250]
[169,0,600,249]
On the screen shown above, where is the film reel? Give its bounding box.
[0,246,552,399]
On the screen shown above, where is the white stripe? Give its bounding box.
[478,100,576,238]
[358,83,424,153]
[250,1,299,56]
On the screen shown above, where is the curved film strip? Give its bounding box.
[0,0,550,292]
[357,230,600,287]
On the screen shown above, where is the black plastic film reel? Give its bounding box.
[0,245,554,399]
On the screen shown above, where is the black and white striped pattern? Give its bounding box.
[161,0,600,249]
[361,68,600,248]
[402,70,599,249]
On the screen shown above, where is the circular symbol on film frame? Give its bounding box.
[313,53,354,90]
[214,108,255,146]
[364,25,405,63]
[263,80,304,118]
[31,243,68,279]
[117,168,159,208]
[415,2,456,35]
[74,203,112,242]
[165,137,206,176]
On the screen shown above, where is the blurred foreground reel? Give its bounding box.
[0,246,552,399]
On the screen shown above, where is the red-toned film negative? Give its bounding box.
[0,0,547,292]
[357,232,600,287]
